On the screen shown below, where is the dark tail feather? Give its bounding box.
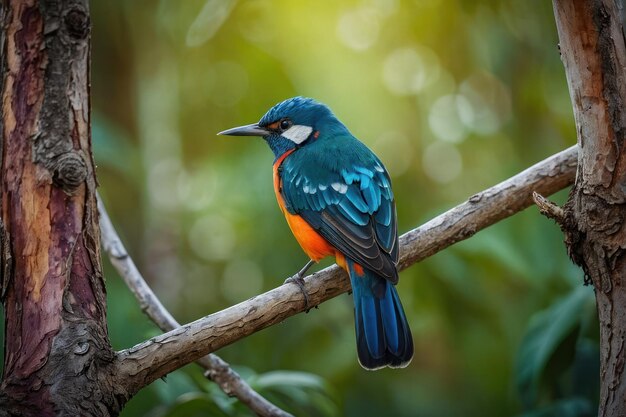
[347,260,414,370]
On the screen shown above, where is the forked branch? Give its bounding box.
[98,196,294,417]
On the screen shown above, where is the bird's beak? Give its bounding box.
[218,123,269,137]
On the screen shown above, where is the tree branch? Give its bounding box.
[115,145,578,394]
[97,195,294,417]
[397,145,577,270]
[532,191,565,226]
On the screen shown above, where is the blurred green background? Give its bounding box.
[2,0,601,416]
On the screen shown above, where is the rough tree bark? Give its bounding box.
[0,0,127,415]
[550,0,626,416]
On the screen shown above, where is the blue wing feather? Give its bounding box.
[338,199,369,226]
[349,259,413,369]
[345,186,369,213]
[279,134,399,282]
[376,200,391,226]
[321,188,337,206]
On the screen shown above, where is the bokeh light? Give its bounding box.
[459,71,512,135]
[188,214,236,261]
[428,94,469,143]
[383,46,441,95]
[422,141,463,183]
[337,7,381,51]
[371,131,415,177]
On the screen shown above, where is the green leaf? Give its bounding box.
[185,0,237,47]
[154,371,200,405]
[253,370,328,392]
[251,370,339,416]
[208,387,238,415]
[516,397,594,417]
[571,339,600,404]
[515,286,594,407]
[160,392,227,417]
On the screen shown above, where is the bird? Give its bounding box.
[219,97,413,370]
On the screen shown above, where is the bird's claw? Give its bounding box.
[284,273,313,312]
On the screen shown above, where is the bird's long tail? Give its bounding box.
[347,259,414,370]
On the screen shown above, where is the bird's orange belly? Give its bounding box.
[282,210,335,261]
[273,151,335,262]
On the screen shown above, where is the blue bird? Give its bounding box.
[219,97,413,370]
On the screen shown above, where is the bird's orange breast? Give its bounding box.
[273,151,335,262]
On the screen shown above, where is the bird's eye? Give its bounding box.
[279,119,292,131]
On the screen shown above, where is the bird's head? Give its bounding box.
[219,97,348,158]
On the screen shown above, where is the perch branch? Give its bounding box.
[115,145,578,394]
[97,195,294,417]
[532,191,565,225]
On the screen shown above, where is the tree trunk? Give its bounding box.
[552,0,626,416]
[0,1,126,415]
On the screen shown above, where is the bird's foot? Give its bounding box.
[284,273,314,312]
[284,259,316,312]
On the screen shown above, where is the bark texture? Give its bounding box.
[552,0,626,416]
[0,1,126,415]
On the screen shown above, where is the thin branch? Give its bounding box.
[97,195,294,417]
[115,145,578,395]
[532,191,565,225]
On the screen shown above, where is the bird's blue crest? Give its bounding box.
[259,97,335,128]
[257,97,350,159]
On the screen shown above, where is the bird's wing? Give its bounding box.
[280,156,399,283]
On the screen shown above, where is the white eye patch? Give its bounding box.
[282,125,313,144]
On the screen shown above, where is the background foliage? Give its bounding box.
[0,0,598,416]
